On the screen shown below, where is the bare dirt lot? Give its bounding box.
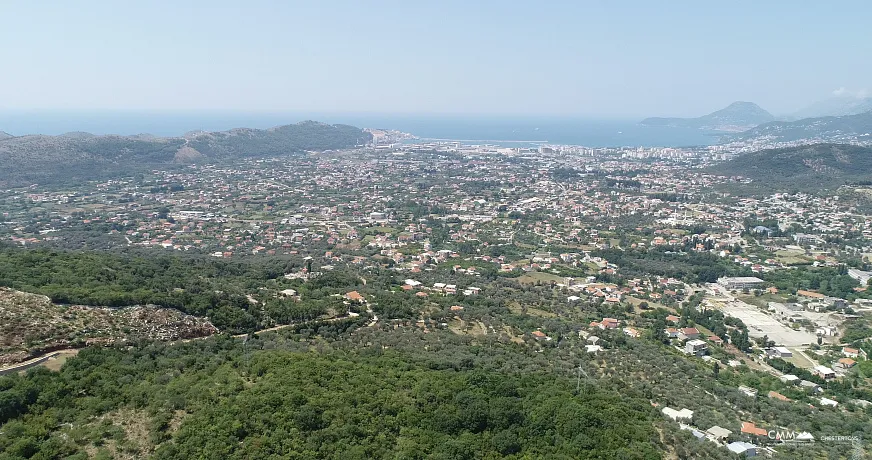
[704,292,817,347]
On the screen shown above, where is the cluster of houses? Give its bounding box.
[400,279,481,297]
[658,406,807,457]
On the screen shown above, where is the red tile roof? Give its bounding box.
[741,422,768,436]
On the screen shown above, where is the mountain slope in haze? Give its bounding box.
[0,131,13,140]
[791,95,872,119]
[725,110,872,143]
[641,101,775,132]
[186,121,370,158]
[708,143,872,189]
[0,121,371,185]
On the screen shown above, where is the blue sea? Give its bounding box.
[0,111,719,148]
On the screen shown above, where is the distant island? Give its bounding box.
[641,101,775,132]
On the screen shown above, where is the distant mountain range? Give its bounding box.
[641,102,775,132]
[0,121,371,186]
[723,110,872,143]
[708,143,872,190]
[0,131,13,141]
[790,95,872,119]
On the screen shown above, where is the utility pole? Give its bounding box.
[575,363,589,394]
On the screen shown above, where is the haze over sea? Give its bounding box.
[0,111,718,148]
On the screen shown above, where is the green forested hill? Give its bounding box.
[0,338,661,460]
[0,121,371,185]
[187,121,370,158]
[707,143,872,190]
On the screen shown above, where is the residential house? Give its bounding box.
[679,327,701,341]
[797,290,825,301]
[842,347,860,358]
[799,380,821,393]
[727,441,757,457]
[345,291,365,303]
[685,339,708,357]
[738,386,758,397]
[661,407,694,422]
[813,365,836,380]
[740,422,768,437]
[531,330,550,340]
[706,425,733,442]
[679,423,706,440]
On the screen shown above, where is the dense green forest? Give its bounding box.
[3,318,869,459]
[707,143,872,191]
[0,245,287,332]
[593,246,751,283]
[763,265,864,301]
[0,332,662,460]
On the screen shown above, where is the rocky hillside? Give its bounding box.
[0,287,217,365]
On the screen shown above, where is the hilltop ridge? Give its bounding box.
[791,95,872,119]
[0,121,371,185]
[707,143,872,190]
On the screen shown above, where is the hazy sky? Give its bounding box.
[2,0,870,117]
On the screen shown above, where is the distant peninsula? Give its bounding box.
[641,101,775,132]
[0,121,371,186]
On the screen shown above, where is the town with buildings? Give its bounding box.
[1,138,871,458]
